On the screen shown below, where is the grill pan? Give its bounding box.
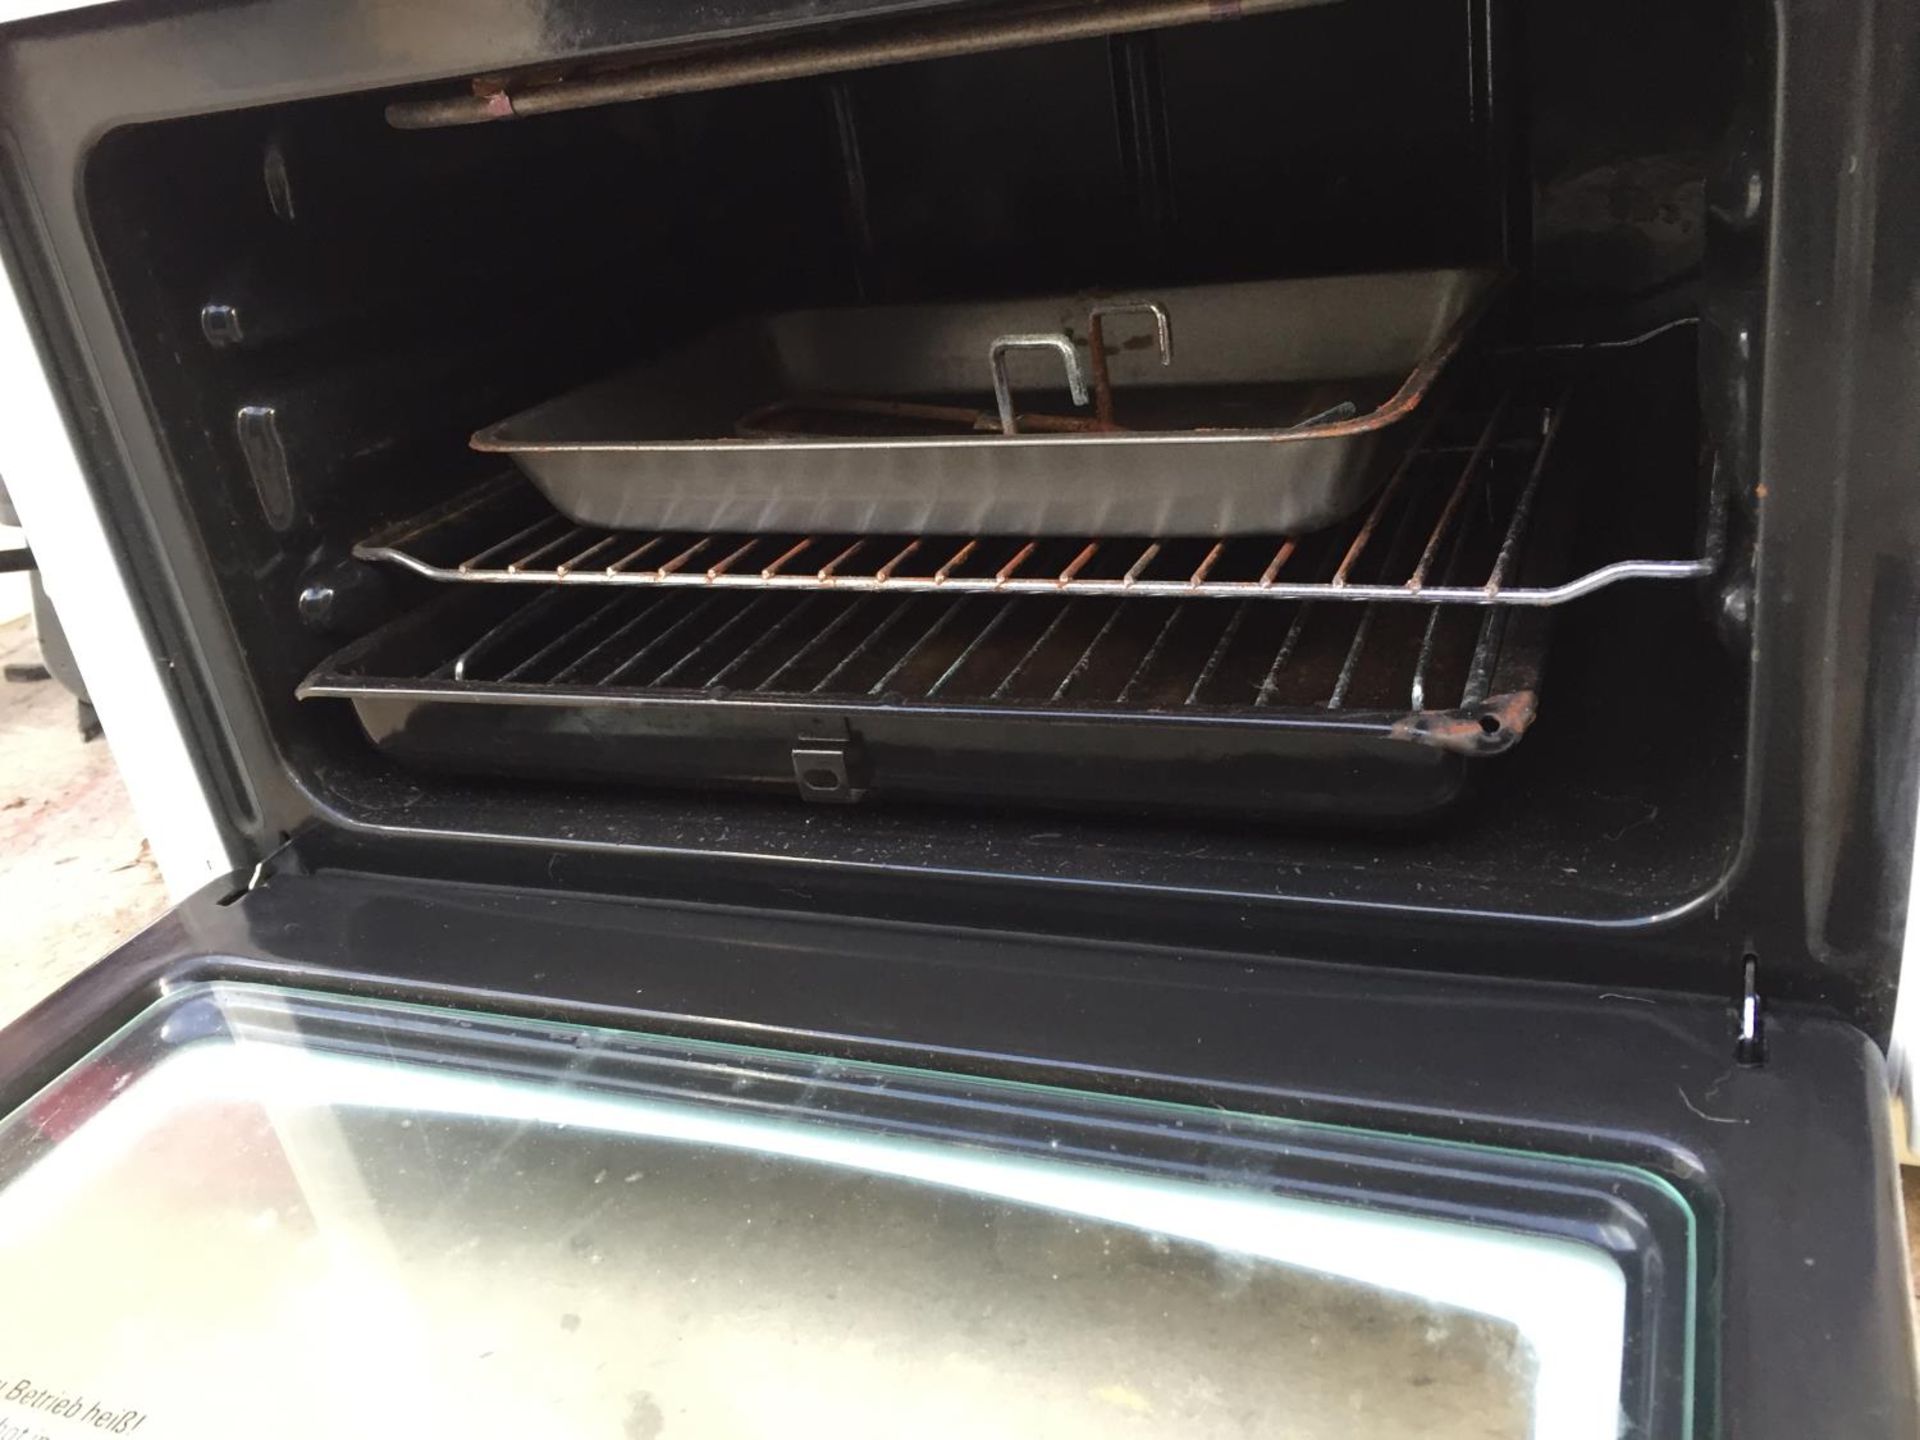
[298,583,1545,824]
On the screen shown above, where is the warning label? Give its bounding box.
[0,1377,148,1439]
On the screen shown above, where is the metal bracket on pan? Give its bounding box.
[988,334,1090,436]
[792,716,869,804]
[1086,300,1172,427]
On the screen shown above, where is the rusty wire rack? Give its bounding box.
[355,387,1718,607]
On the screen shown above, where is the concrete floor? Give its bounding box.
[0,611,168,1029]
[1907,1169,1920,1315]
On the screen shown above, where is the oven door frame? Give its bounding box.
[0,867,1911,1439]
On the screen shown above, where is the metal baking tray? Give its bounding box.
[472,267,1505,538]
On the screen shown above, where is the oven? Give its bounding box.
[0,0,1915,1435]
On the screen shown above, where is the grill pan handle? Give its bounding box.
[989,334,1090,436]
[1086,300,1173,427]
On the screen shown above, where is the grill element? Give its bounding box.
[385,0,1326,130]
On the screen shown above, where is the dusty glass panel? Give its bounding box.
[0,983,1660,1440]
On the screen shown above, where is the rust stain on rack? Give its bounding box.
[934,539,979,583]
[1058,542,1100,586]
[995,542,1038,586]
[605,535,667,574]
[760,538,814,579]
[1122,543,1162,587]
[876,539,922,581]
[1258,539,1299,587]
[1390,689,1538,754]
[818,539,868,580]
[706,539,760,580]
[656,538,710,577]
[1407,396,1511,592]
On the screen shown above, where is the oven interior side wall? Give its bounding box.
[74,0,1749,932]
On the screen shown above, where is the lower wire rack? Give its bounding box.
[310,579,1543,725]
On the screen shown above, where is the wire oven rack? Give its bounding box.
[375,576,1543,717]
[302,569,1550,820]
[354,387,1718,607]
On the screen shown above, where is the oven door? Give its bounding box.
[0,871,1908,1440]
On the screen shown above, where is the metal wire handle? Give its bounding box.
[989,334,1090,436]
[1086,300,1173,427]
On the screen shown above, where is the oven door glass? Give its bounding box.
[0,983,1694,1439]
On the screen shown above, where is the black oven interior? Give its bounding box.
[68,0,1759,953]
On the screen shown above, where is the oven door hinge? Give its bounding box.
[792,718,869,804]
[214,834,299,907]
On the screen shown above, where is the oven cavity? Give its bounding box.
[304,343,1716,820]
[77,0,1750,900]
